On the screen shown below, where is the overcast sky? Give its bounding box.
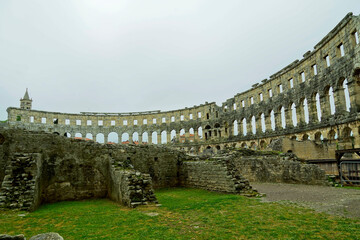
[0,0,359,120]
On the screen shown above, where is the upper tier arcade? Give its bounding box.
[7,13,360,153]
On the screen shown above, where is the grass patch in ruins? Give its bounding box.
[1,188,360,239]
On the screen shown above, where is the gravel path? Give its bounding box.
[251,182,360,219]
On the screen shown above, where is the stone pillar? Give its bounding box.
[138,134,142,144]
[237,120,243,136]
[157,132,161,144]
[296,103,304,125]
[185,130,190,141]
[247,118,252,135]
[194,129,198,141]
[265,113,271,132]
[166,131,171,143]
[307,98,318,124]
[148,133,152,144]
[319,94,331,120]
[256,116,262,134]
[333,86,346,114]
[274,111,282,130]
[284,107,292,128]
[129,134,133,143]
[93,134,97,142]
[118,133,122,144]
[347,76,360,113]
[104,135,108,144]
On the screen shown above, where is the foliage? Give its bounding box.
[1,188,359,239]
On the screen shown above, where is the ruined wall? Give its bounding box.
[231,155,327,185]
[180,160,257,195]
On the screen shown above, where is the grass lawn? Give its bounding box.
[1,188,359,239]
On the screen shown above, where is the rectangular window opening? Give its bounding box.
[30,116,34,123]
[241,100,245,107]
[278,84,283,93]
[312,64,317,75]
[98,120,103,126]
[111,120,115,126]
[171,116,175,122]
[233,103,237,110]
[289,78,294,88]
[153,118,156,124]
[65,119,70,125]
[143,119,147,125]
[123,120,127,126]
[250,97,254,105]
[87,120,92,126]
[180,115,184,121]
[189,113,193,119]
[76,120,81,126]
[354,31,359,45]
[134,120,138,125]
[268,89,272,98]
[301,72,305,82]
[259,93,263,101]
[325,55,330,67]
[162,117,166,123]
[41,117,46,124]
[338,43,345,57]
[197,112,201,118]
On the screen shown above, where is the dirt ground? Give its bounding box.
[251,182,360,219]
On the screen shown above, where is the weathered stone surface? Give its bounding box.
[0,234,25,240]
[29,233,63,240]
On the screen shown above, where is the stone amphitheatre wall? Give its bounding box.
[0,129,265,211]
[6,13,360,159]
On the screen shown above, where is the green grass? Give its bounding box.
[1,188,360,239]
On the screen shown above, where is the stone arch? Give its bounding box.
[241,142,247,148]
[250,141,257,150]
[233,120,238,136]
[85,133,93,140]
[290,136,297,140]
[328,130,336,140]
[142,132,149,143]
[161,130,167,144]
[121,133,129,143]
[75,133,82,139]
[215,145,221,150]
[132,132,139,143]
[260,113,265,132]
[108,132,118,143]
[170,130,176,142]
[314,132,323,142]
[270,110,275,130]
[342,127,352,140]
[96,133,104,143]
[242,118,247,136]
[53,132,60,135]
[290,102,297,126]
[64,132,71,138]
[197,126,203,139]
[152,131,158,144]
[302,134,309,141]
[251,116,256,134]
[259,140,266,149]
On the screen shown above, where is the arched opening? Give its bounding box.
[85,133,93,140]
[250,142,257,150]
[328,130,336,140]
[302,134,309,141]
[53,132,60,135]
[342,127,352,140]
[133,132,139,143]
[189,128,194,142]
[315,92,322,121]
[270,110,275,131]
[251,116,256,134]
[260,140,266,149]
[291,103,297,126]
[260,113,265,132]
[152,132,158,144]
[142,132,148,143]
[242,118,247,136]
[108,132,118,144]
[75,133,82,139]
[197,127,203,139]
[314,132,323,142]
[121,133,129,144]
[64,132,71,138]
[303,98,309,123]
[281,106,286,128]
[233,120,238,136]
[343,79,351,112]
[325,86,336,115]
[96,133,104,143]
[216,145,221,150]
[290,136,297,140]
[161,130,167,144]
[241,142,248,148]
[170,130,176,142]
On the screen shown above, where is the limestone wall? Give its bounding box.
[231,156,327,185]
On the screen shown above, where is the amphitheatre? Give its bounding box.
[1,11,360,220]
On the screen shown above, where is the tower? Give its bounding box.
[20,88,32,110]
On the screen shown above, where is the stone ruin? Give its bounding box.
[0,128,327,211]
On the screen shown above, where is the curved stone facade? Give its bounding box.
[7,13,360,156]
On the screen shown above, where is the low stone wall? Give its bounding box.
[108,159,157,207]
[0,153,42,211]
[180,160,257,195]
[231,155,327,185]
